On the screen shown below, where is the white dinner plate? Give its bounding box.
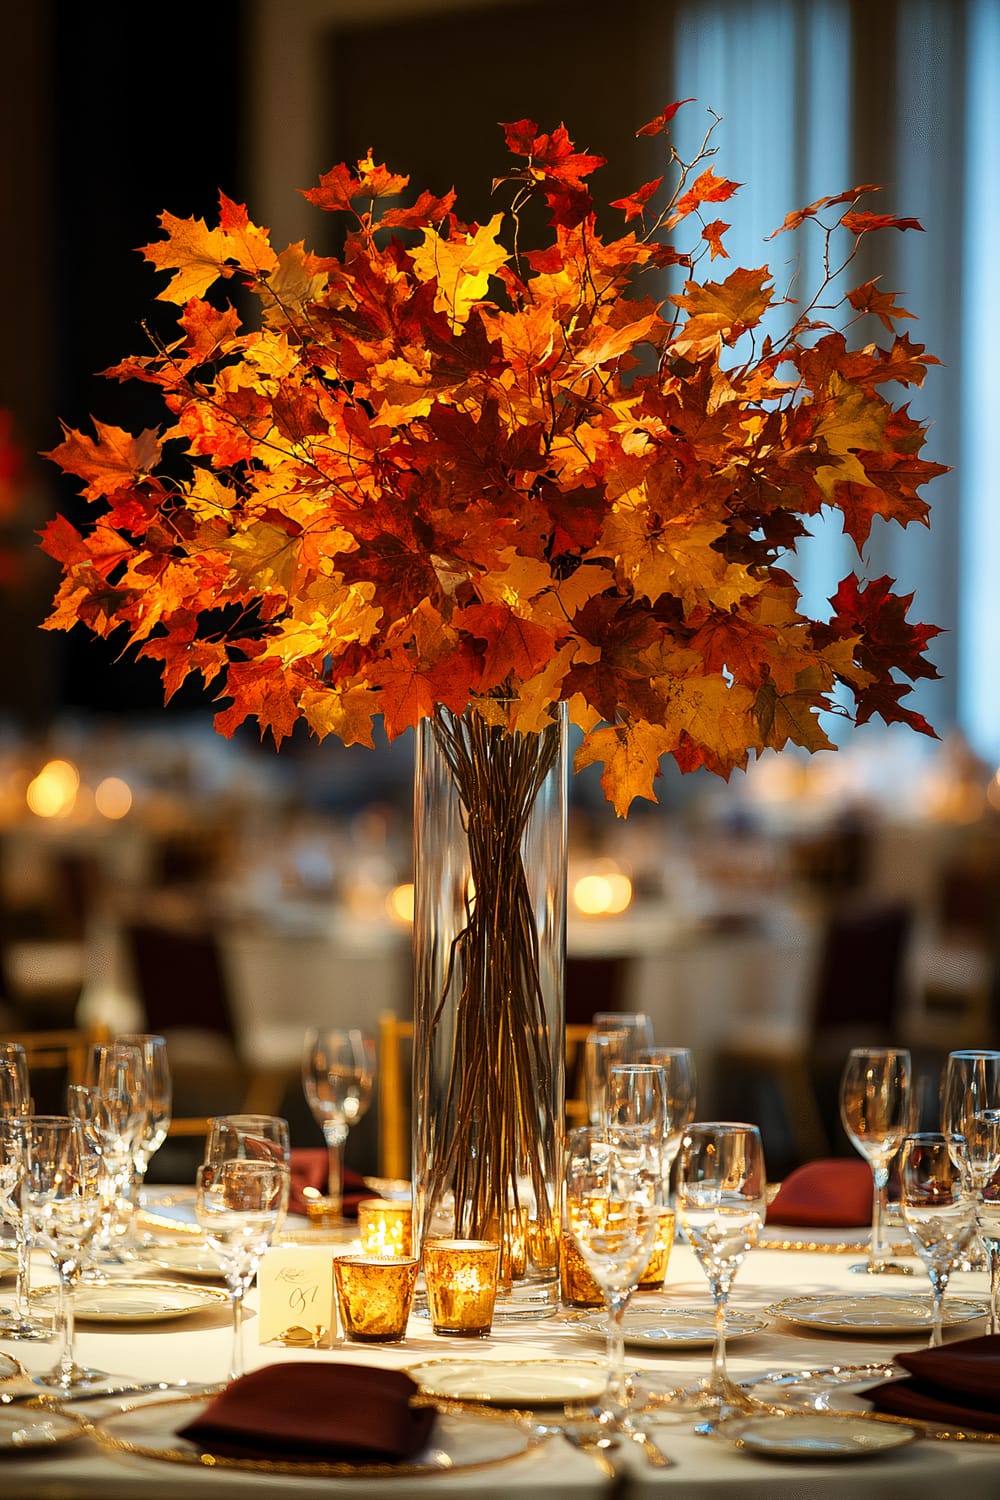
[580,1306,769,1349]
[0,1352,23,1382]
[406,1358,607,1407]
[148,1244,227,1280]
[32,1279,229,1323]
[94,1395,537,1477]
[766,1293,988,1335]
[739,1362,901,1410]
[713,1410,918,1460]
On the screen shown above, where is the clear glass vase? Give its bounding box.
[412,700,567,1319]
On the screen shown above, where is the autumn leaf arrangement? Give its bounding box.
[41,102,946,1272]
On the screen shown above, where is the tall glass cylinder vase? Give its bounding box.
[413,700,567,1320]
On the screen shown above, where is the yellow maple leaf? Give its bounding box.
[410,214,508,326]
[812,373,889,500]
[574,720,675,817]
[300,684,378,748]
[142,212,240,304]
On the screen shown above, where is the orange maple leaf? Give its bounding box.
[42,421,162,500]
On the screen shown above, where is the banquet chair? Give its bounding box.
[377,1015,595,1180]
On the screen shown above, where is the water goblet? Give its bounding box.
[88,1042,150,1265]
[195,1157,289,1382]
[898,1131,978,1346]
[0,1117,51,1341]
[839,1045,913,1274]
[606,1063,667,1137]
[564,1123,659,1423]
[942,1049,1000,1269]
[672,1121,767,1417]
[592,1012,655,1060]
[0,1045,30,1116]
[963,1108,1000,1332]
[21,1115,109,1393]
[301,1028,374,1221]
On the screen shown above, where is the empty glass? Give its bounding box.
[582,1028,630,1126]
[839,1046,913,1274]
[302,1028,374,1221]
[592,1012,655,1060]
[639,1046,697,1185]
[0,1118,50,1341]
[899,1132,978,1346]
[116,1033,173,1204]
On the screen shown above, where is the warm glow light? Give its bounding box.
[572,869,633,916]
[386,882,415,925]
[988,770,1000,812]
[94,776,132,820]
[26,759,80,819]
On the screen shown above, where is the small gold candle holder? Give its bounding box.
[358,1198,413,1257]
[333,1255,419,1343]
[559,1230,603,1307]
[422,1237,500,1337]
[638,1208,676,1290]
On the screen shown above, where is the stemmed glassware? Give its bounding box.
[592,1012,655,1060]
[639,1046,697,1187]
[606,1063,667,1134]
[196,1155,289,1383]
[116,1033,173,1208]
[941,1049,1000,1271]
[0,1118,51,1341]
[82,1041,151,1266]
[582,1028,630,1126]
[301,1028,374,1220]
[21,1115,109,1393]
[672,1122,767,1417]
[839,1046,913,1274]
[898,1132,978,1346]
[564,1123,659,1422]
[973,1110,1000,1333]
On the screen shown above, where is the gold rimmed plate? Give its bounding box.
[31,1279,229,1324]
[94,1394,538,1478]
[711,1410,919,1460]
[766,1294,988,1336]
[0,1406,85,1454]
[739,1362,901,1409]
[579,1306,768,1350]
[0,1353,23,1382]
[406,1358,607,1407]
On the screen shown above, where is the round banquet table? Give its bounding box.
[1,1209,999,1499]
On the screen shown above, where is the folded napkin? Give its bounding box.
[288,1148,367,1219]
[178,1363,435,1463]
[766,1158,873,1228]
[868,1335,1000,1433]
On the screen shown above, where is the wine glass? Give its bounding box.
[839,1046,913,1274]
[301,1028,374,1220]
[639,1046,697,1187]
[592,1012,655,1060]
[672,1122,767,1417]
[942,1049,1000,1268]
[564,1123,659,1423]
[582,1028,630,1126]
[87,1041,150,1265]
[195,1156,288,1382]
[899,1132,978,1346]
[606,1063,667,1135]
[974,1110,1000,1333]
[116,1033,173,1204]
[21,1115,109,1393]
[0,1044,30,1115]
[0,1118,51,1341]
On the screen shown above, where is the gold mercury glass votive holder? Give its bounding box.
[559,1230,604,1307]
[637,1207,676,1290]
[422,1238,501,1337]
[358,1198,413,1257]
[333,1255,419,1343]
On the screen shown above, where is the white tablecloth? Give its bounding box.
[2,1209,998,1498]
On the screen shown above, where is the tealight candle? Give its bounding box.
[333,1255,419,1343]
[637,1207,676,1290]
[357,1198,413,1257]
[422,1238,500,1337]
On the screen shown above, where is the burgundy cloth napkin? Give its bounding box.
[766,1158,873,1228]
[288,1148,366,1219]
[868,1335,1000,1433]
[178,1363,435,1462]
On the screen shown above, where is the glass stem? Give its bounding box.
[13,1222,31,1320]
[710,1287,729,1391]
[985,1236,1000,1336]
[870,1161,890,1269]
[929,1276,944,1347]
[56,1274,75,1382]
[228,1282,245,1382]
[322,1121,348,1218]
[603,1290,628,1418]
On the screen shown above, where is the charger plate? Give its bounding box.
[94,1394,537,1478]
[711,1410,918,1460]
[766,1293,987,1336]
[0,1406,84,1454]
[406,1358,607,1406]
[579,1306,769,1349]
[31,1280,228,1323]
[739,1361,900,1410]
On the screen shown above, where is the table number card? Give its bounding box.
[257,1246,338,1349]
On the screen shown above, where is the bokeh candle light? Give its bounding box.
[358,1198,413,1257]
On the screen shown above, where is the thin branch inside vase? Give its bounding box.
[418,702,563,1286]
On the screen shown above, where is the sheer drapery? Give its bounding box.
[667,0,998,760]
